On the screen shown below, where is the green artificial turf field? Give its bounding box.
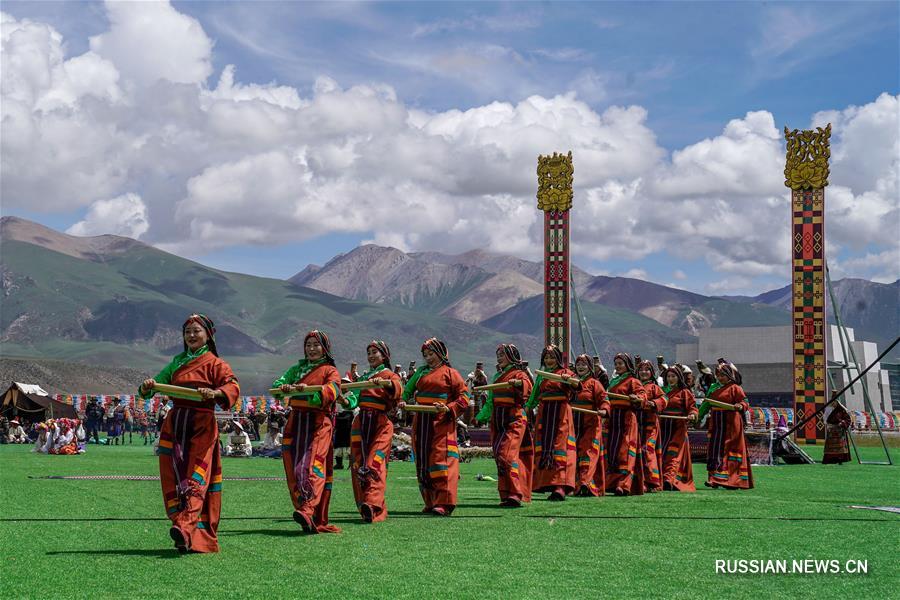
[0,443,897,599]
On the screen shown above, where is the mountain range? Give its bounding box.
[1,216,896,393]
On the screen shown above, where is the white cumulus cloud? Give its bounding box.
[67,193,149,238]
[1,3,897,295]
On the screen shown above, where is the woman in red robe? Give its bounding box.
[822,395,852,465]
[659,365,698,492]
[705,361,754,489]
[526,345,579,501]
[637,360,667,492]
[475,344,534,507]
[347,340,403,522]
[571,354,609,497]
[604,353,647,496]
[273,330,343,533]
[139,314,240,554]
[400,338,470,516]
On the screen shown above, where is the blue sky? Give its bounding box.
[2,1,898,293]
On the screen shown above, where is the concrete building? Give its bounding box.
[884,363,900,411]
[675,325,894,412]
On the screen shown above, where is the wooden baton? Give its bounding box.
[341,380,393,391]
[403,405,439,414]
[535,370,580,386]
[152,383,204,402]
[473,381,522,392]
[705,398,738,411]
[571,406,601,416]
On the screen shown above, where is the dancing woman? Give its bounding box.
[571,354,609,497]
[604,353,647,496]
[637,360,667,492]
[272,330,343,533]
[400,338,470,516]
[347,340,403,522]
[705,361,754,489]
[475,344,534,507]
[138,314,240,553]
[659,365,698,491]
[526,345,579,501]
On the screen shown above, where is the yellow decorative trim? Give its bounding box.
[537,151,574,211]
[784,124,831,190]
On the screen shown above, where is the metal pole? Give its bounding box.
[777,335,899,445]
[824,262,891,463]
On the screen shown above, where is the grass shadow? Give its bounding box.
[47,549,180,559]
[219,528,301,537]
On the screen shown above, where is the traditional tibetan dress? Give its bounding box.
[571,376,609,496]
[408,365,470,513]
[142,348,240,553]
[822,402,852,465]
[604,374,647,496]
[476,366,534,503]
[705,382,754,489]
[640,380,668,492]
[529,368,579,494]
[659,386,697,491]
[348,365,403,521]
[273,361,343,532]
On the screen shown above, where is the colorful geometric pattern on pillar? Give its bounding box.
[785,125,830,444]
[544,210,570,363]
[537,152,574,366]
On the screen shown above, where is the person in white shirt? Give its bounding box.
[224,420,252,457]
[7,420,27,443]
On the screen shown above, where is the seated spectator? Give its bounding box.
[7,419,27,444]
[224,420,252,457]
[32,422,49,453]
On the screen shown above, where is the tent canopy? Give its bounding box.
[0,382,77,421]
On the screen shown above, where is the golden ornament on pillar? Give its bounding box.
[784,124,831,190]
[536,151,574,212]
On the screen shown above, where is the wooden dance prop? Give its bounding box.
[473,381,522,392]
[705,398,738,411]
[151,383,203,401]
[403,405,440,414]
[535,370,580,386]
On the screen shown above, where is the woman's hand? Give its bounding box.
[197,388,219,401]
[435,403,450,414]
[141,379,156,393]
[279,384,293,394]
[397,401,407,410]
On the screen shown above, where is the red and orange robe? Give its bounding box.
[276,363,343,532]
[706,383,754,489]
[571,377,609,496]
[486,368,534,503]
[152,352,240,553]
[531,369,579,494]
[659,387,697,491]
[350,368,403,521]
[640,381,668,492]
[604,375,647,496]
[410,365,470,513]
[822,402,852,465]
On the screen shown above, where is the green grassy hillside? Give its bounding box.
[482,295,696,362]
[1,240,536,391]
